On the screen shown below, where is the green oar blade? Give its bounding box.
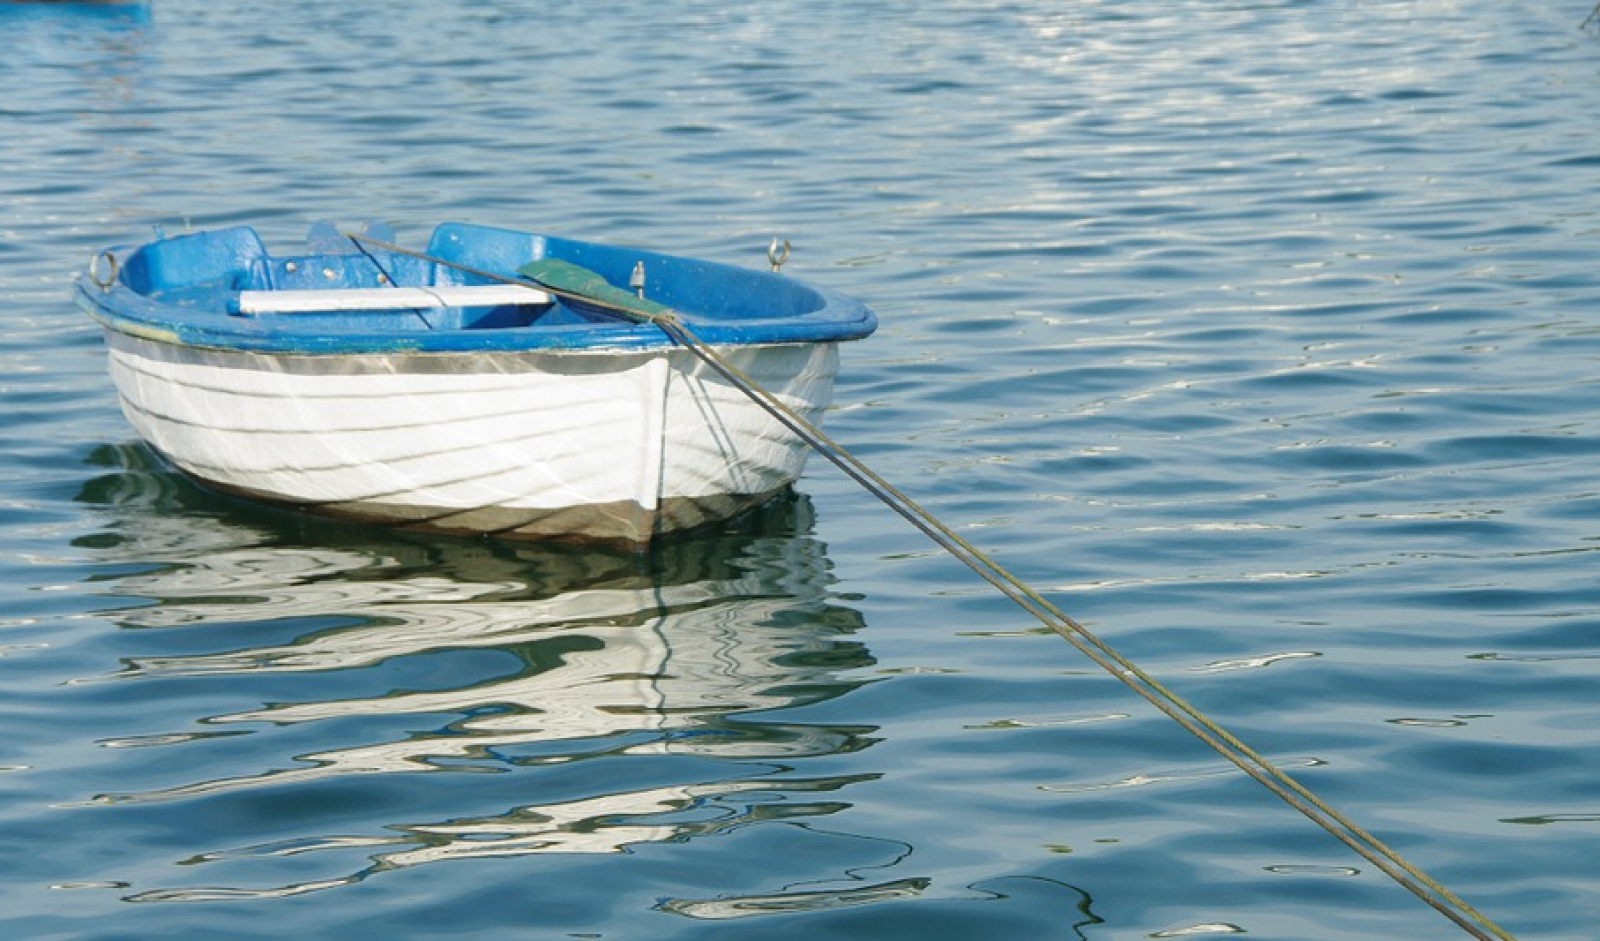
[515,258,673,322]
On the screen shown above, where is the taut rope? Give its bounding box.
[345,232,1519,941]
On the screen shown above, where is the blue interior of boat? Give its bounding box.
[87,223,876,353]
[119,230,596,332]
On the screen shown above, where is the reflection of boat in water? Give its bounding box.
[74,443,882,896]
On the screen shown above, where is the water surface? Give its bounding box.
[4,2,1600,939]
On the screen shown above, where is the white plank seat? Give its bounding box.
[236,284,553,314]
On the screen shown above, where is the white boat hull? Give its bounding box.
[102,331,839,543]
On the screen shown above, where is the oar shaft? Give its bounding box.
[345,233,664,324]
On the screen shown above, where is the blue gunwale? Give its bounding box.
[74,223,877,355]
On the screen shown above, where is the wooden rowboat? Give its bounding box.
[74,222,876,544]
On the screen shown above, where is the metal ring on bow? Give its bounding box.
[767,237,791,273]
[88,250,119,291]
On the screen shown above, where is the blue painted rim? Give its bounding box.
[74,224,878,355]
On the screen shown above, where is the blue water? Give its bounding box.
[4,1,1600,938]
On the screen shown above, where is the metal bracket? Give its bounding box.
[767,237,791,273]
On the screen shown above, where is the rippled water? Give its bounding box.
[5,2,1600,939]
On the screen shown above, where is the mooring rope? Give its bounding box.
[345,233,1519,941]
[658,330,1518,941]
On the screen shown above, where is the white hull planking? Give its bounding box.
[102,331,839,542]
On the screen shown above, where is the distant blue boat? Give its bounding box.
[75,222,876,543]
